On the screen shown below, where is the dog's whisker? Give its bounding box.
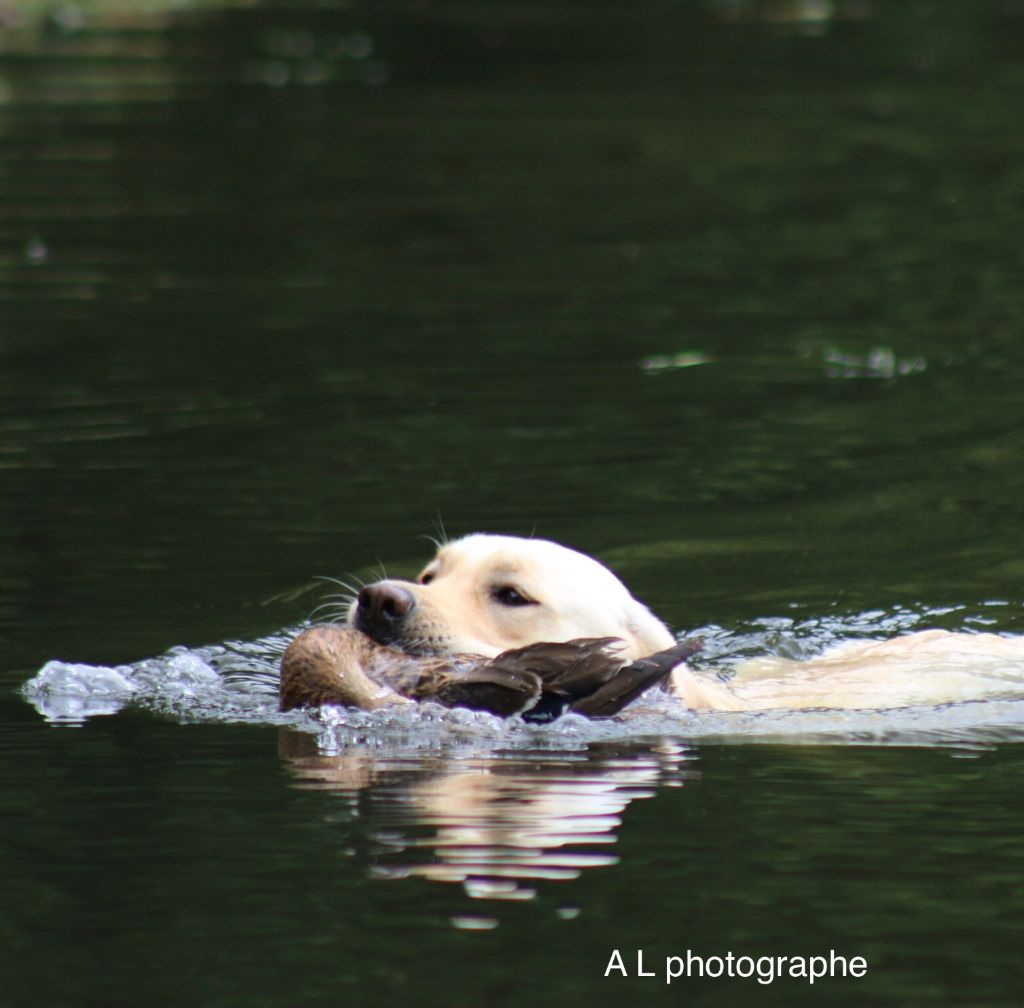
[310,603,348,623]
[307,572,371,623]
[314,574,347,587]
[317,591,358,606]
[315,574,367,594]
[425,513,450,550]
[316,576,366,598]
[311,593,356,611]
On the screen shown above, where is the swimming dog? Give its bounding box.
[347,533,1024,711]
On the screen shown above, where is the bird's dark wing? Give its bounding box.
[468,637,703,723]
[401,640,626,718]
[567,637,704,719]
[425,666,544,717]
[484,638,625,692]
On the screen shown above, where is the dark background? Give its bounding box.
[3,2,1024,1005]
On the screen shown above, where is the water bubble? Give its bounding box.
[641,351,711,373]
[450,915,499,931]
[25,236,48,265]
[823,345,926,379]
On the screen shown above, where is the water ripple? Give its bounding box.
[20,606,1024,746]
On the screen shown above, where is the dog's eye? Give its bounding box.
[419,572,435,585]
[492,586,535,607]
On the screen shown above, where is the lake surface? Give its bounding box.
[4,2,1024,1005]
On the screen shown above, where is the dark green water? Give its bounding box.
[4,2,1024,1004]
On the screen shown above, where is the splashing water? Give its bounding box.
[20,606,1024,746]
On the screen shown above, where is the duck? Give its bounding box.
[279,624,702,722]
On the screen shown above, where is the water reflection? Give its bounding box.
[279,730,695,901]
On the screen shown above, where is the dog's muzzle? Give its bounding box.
[353,582,416,646]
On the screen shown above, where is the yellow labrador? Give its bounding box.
[349,534,1024,711]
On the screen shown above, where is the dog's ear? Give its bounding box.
[620,600,676,659]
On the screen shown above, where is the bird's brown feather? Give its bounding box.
[280,626,702,721]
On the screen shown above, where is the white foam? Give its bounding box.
[22,631,292,727]
[25,660,138,722]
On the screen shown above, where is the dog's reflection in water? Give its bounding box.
[279,730,694,899]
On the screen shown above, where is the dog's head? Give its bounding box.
[347,533,674,660]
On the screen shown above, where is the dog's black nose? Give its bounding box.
[354,582,415,641]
